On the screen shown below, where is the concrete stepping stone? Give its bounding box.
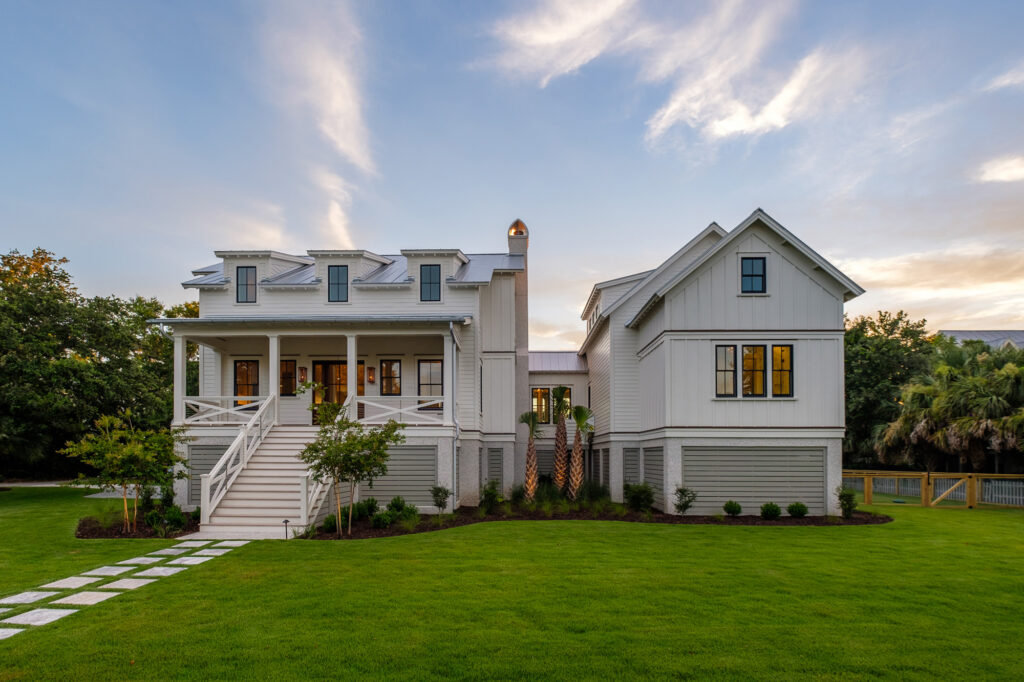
[213,540,250,547]
[193,548,231,556]
[167,556,213,566]
[133,566,187,578]
[149,548,189,556]
[82,566,134,577]
[51,591,119,606]
[0,628,24,640]
[0,608,11,614]
[0,591,60,605]
[118,556,163,565]
[99,579,156,591]
[2,609,77,626]
[41,577,102,589]
[174,541,211,548]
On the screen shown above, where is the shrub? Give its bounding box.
[723,500,742,517]
[164,505,186,531]
[322,514,338,534]
[500,502,514,518]
[508,484,526,505]
[577,480,610,503]
[144,508,163,532]
[837,486,857,519]
[556,498,570,515]
[430,485,451,514]
[481,479,501,514]
[760,502,781,520]
[611,503,629,518]
[140,486,157,515]
[540,499,555,518]
[160,486,175,509]
[623,483,655,512]
[359,497,379,519]
[371,511,394,529]
[190,507,201,524]
[387,496,408,513]
[398,515,419,533]
[673,487,698,515]
[535,478,564,504]
[787,502,808,518]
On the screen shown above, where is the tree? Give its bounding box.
[844,311,933,467]
[430,485,451,521]
[62,412,188,533]
[551,386,570,490]
[298,400,405,536]
[520,411,542,501]
[567,405,593,500]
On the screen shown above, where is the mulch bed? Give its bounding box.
[307,508,891,540]
[75,515,201,539]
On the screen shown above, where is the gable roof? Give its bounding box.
[529,351,588,373]
[580,270,654,321]
[624,209,865,329]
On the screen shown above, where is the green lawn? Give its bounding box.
[1,487,1023,680]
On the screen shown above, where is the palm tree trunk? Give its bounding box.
[525,438,538,501]
[568,430,584,500]
[553,416,568,490]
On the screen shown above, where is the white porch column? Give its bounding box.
[173,333,186,424]
[443,331,454,424]
[268,334,280,422]
[347,334,357,407]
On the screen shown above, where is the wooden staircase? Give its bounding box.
[203,426,330,538]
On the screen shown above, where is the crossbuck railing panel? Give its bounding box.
[184,396,269,424]
[352,395,447,425]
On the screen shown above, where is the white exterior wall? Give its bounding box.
[586,325,611,435]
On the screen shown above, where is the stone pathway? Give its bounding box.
[0,540,249,641]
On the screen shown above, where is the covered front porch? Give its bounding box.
[171,325,461,428]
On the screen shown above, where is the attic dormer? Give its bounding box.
[213,250,312,304]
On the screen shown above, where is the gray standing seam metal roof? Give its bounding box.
[150,314,474,326]
[528,351,587,373]
[263,264,318,286]
[940,330,1024,349]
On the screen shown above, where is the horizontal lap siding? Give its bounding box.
[536,449,554,477]
[601,450,610,487]
[362,447,437,507]
[624,449,641,485]
[683,449,824,515]
[643,448,664,510]
[188,445,229,506]
[487,448,503,488]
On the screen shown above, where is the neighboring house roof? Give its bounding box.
[940,330,1024,349]
[529,351,588,373]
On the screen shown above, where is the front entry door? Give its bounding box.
[312,360,365,424]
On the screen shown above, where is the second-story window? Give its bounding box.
[742,345,766,397]
[772,345,793,397]
[328,265,348,302]
[420,264,441,301]
[236,266,257,303]
[741,257,766,293]
[715,345,736,397]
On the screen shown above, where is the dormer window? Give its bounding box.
[420,264,441,301]
[236,266,257,303]
[328,265,348,302]
[741,257,766,293]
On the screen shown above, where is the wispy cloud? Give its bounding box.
[312,166,356,249]
[487,0,868,147]
[983,59,1024,92]
[975,156,1024,183]
[837,244,1024,290]
[262,0,374,175]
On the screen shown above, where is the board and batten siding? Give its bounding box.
[682,448,825,515]
[479,275,515,353]
[188,445,229,506]
[643,447,664,510]
[358,446,437,507]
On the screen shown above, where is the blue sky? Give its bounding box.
[2,0,1023,349]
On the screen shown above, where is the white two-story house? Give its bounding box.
[159,209,861,535]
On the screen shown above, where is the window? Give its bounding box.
[418,359,443,408]
[280,360,296,397]
[742,345,766,397]
[234,360,259,405]
[715,345,737,397]
[741,257,766,294]
[532,388,551,423]
[772,345,793,397]
[420,264,441,301]
[327,265,348,302]
[236,266,257,303]
[380,359,401,396]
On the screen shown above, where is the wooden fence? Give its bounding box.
[842,470,1024,508]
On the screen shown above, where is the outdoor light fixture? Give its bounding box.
[299,366,308,383]
[367,366,376,383]
[283,519,289,539]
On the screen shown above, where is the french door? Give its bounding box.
[311,360,364,424]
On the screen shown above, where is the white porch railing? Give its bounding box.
[200,395,276,524]
[351,395,447,425]
[184,396,270,424]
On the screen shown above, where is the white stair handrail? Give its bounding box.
[200,394,277,525]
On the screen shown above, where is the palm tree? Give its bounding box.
[568,405,593,500]
[551,386,571,490]
[520,411,542,501]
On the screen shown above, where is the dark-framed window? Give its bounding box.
[420,264,441,301]
[772,345,793,397]
[280,360,296,397]
[741,257,766,293]
[742,345,766,397]
[418,359,443,408]
[532,387,551,424]
[234,360,259,405]
[236,266,257,303]
[380,359,401,396]
[715,345,737,397]
[328,265,348,302]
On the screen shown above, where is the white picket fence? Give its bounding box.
[843,475,1024,507]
